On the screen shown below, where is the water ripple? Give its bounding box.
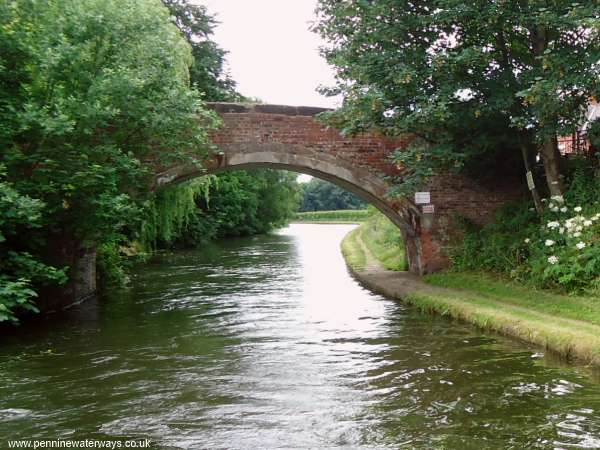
[0,225,599,449]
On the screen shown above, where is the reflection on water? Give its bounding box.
[1,224,600,449]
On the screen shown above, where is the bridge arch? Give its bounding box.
[154,102,523,275]
[159,147,415,232]
[163,157,423,268]
[209,159,405,230]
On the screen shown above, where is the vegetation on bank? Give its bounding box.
[96,170,302,288]
[341,211,406,271]
[360,211,406,271]
[0,0,300,322]
[344,208,600,365]
[293,209,370,223]
[341,228,367,272]
[451,163,600,294]
[0,0,221,322]
[147,170,300,249]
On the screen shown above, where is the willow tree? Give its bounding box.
[0,0,218,315]
[315,0,599,202]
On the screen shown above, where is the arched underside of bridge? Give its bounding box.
[153,102,525,275]
[217,163,403,224]
[161,153,410,230]
[155,149,431,274]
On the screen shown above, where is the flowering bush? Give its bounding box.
[451,167,600,293]
[525,196,600,291]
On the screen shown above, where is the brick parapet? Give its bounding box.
[157,103,526,274]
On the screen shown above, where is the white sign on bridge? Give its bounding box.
[414,192,431,204]
[422,204,435,214]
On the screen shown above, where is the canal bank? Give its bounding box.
[342,223,600,367]
[3,224,600,448]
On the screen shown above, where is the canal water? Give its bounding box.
[1,224,600,449]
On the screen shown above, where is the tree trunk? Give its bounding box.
[540,135,565,197]
[519,138,544,213]
[529,25,566,198]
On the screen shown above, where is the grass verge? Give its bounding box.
[425,272,600,325]
[343,215,600,366]
[361,212,406,270]
[406,273,600,365]
[293,209,371,223]
[341,227,366,271]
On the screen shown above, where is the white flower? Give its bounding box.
[565,221,574,229]
[547,221,560,229]
[549,203,555,210]
[560,207,568,213]
[576,241,586,250]
[576,226,583,232]
[551,206,559,212]
[559,227,565,234]
[548,255,559,265]
[573,232,582,237]
[524,238,531,243]
[574,206,583,212]
[584,220,592,227]
[551,195,565,203]
[545,239,555,246]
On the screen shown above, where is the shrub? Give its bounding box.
[452,202,538,273]
[452,168,600,293]
[0,170,67,322]
[524,197,600,291]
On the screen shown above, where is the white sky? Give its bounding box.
[195,0,340,109]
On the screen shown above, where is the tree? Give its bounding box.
[0,0,218,316]
[156,170,301,249]
[314,0,599,202]
[299,178,367,211]
[0,167,67,322]
[162,0,241,102]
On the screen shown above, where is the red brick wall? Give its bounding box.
[200,103,526,274]
[211,110,403,178]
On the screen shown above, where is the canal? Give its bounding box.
[1,224,600,449]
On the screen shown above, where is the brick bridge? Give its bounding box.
[155,103,522,274]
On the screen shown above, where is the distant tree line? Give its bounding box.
[298,178,366,212]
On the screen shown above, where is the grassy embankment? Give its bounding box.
[341,212,406,271]
[292,209,371,223]
[343,213,600,365]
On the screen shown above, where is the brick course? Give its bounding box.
[156,103,525,274]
